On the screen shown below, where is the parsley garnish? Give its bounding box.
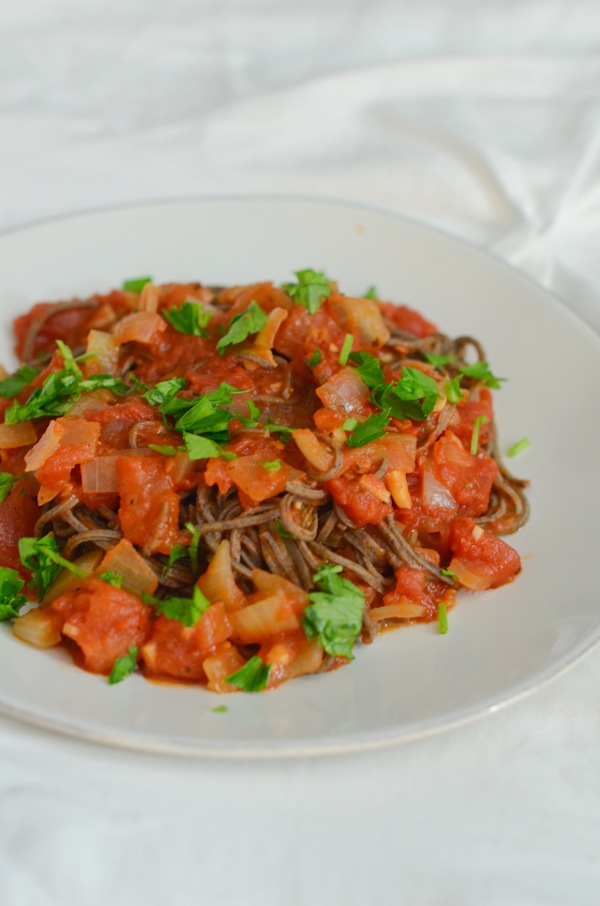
[108,647,139,684]
[338,333,354,366]
[122,277,152,293]
[163,301,212,336]
[225,655,271,692]
[444,375,464,404]
[458,361,505,389]
[282,269,333,315]
[99,570,124,589]
[261,459,282,472]
[371,367,440,421]
[345,411,391,448]
[216,301,267,355]
[143,377,188,412]
[438,601,448,635]
[183,433,235,461]
[0,567,28,622]
[18,533,85,596]
[422,352,456,368]
[0,472,18,504]
[307,349,322,367]
[470,415,488,455]
[212,705,228,713]
[184,522,202,576]
[142,585,211,627]
[348,351,385,389]
[507,437,531,457]
[174,384,241,439]
[237,400,262,429]
[148,444,180,456]
[301,564,365,659]
[363,286,379,300]
[342,417,359,432]
[0,364,41,399]
[275,520,296,540]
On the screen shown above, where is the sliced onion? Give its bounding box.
[0,421,37,449]
[420,462,458,513]
[251,568,307,609]
[315,367,370,416]
[85,330,118,376]
[139,282,159,313]
[42,549,103,604]
[197,539,245,611]
[203,642,246,693]
[292,428,334,473]
[327,295,391,347]
[385,470,412,509]
[229,592,300,645]
[370,601,426,621]
[80,456,120,493]
[24,420,64,471]
[246,307,289,364]
[375,433,417,473]
[96,538,158,596]
[113,311,166,345]
[13,609,62,648]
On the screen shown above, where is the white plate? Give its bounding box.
[0,197,598,758]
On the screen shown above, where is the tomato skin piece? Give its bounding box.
[377,302,438,338]
[141,602,232,681]
[451,389,494,446]
[47,577,152,674]
[382,564,452,622]
[117,455,183,555]
[448,517,521,589]
[0,480,40,576]
[432,433,498,516]
[326,473,393,526]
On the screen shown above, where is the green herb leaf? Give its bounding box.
[0,364,41,399]
[371,367,440,421]
[143,585,211,628]
[0,472,18,505]
[225,655,271,692]
[275,520,296,540]
[348,351,385,389]
[342,417,359,431]
[0,567,28,622]
[307,349,322,367]
[143,377,188,411]
[470,415,488,455]
[338,333,354,366]
[507,437,531,458]
[122,277,152,293]
[99,570,124,589]
[301,564,365,659]
[183,433,228,461]
[184,522,202,577]
[148,444,181,456]
[163,301,213,336]
[18,533,86,596]
[281,269,333,315]
[422,352,456,368]
[237,399,262,429]
[5,369,81,423]
[363,285,379,300]
[458,361,505,389]
[212,705,228,713]
[173,384,241,438]
[345,411,391,448]
[108,647,139,684]
[261,458,282,472]
[216,301,267,355]
[444,375,464,404]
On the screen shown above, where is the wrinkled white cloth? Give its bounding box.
[1,3,600,905]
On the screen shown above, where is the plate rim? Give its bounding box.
[0,193,599,758]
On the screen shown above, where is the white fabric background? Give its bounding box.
[1,2,600,904]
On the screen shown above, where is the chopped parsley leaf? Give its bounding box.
[444,375,464,404]
[212,705,228,713]
[348,351,385,389]
[163,301,212,336]
[216,301,267,355]
[183,432,235,461]
[143,585,211,628]
[422,352,456,368]
[148,444,180,456]
[225,655,271,692]
[108,647,139,684]
[237,400,262,429]
[18,533,86,596]
[99,570,124,589]
[261,458,282,472]
[275,520,296,540]
[458,361,505,389]
[0,567,28,622]
[0,472,18,504]
[371,367,440,421]
[307,349,322,367]
[345,411,391,448]
[363,285,379,300]
[0,364,41,400]
[281,269,333,315]
[301,564,365,659]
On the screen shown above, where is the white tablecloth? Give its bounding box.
[1,3,600,904]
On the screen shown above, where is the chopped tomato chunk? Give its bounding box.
[449,517,521,589]
[141,602,232,681]
[117,454,183,555]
